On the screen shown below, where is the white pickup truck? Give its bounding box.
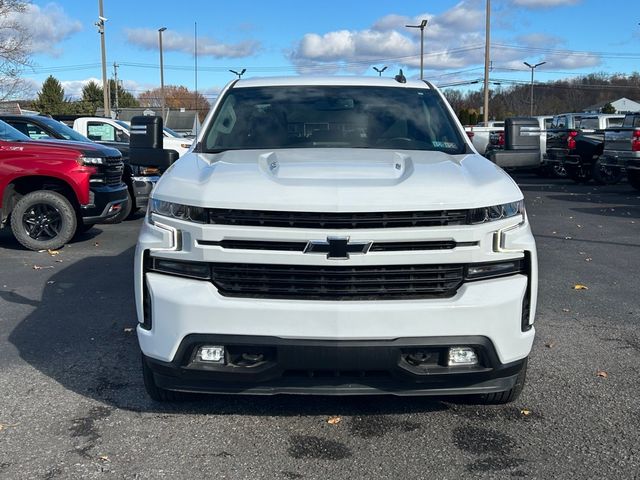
[72,117,193,157]
[135,76,537,403]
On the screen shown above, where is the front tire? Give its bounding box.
[479,358,528,405]
[10,190,77,251]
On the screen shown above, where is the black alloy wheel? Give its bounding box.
[22,203,63,241]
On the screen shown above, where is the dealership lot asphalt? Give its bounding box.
[0,173,638,480]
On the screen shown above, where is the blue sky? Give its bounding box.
[15,0,640,101]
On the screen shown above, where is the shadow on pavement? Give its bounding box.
[8,246,451,415]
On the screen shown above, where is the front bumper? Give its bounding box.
[81,183,128,224]
[135,211,537,395]
[143,335,527,396]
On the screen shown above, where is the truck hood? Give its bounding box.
[33,138,122,158]
[153,148,523,211]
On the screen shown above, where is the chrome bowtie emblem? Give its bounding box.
[304,236,372,260]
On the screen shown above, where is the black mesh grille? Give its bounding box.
[208,209,469,229]
[93,156,124,186]
[210,262,465,300]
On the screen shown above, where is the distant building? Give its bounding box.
[0,101,38,115]
[95,107,201,135]
[583,97,640,114]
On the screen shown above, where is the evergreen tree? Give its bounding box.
[601,102,616,114]
[109,79,139,109]
[458,109,470,125]
[34,75,66,115]
[81,80,103,114]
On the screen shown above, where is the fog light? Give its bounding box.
[197,345,225,363]
[448,347,478,366]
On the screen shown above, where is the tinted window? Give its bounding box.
[579,118,598,129]
[38,117,91,142]
[204,86,465,154]
[606,117,623,128]
[0,120,31,141]
[552,116,567,129]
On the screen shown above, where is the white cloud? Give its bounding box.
[517,33,563,47]
[6,3,82,57]
[289,1,599,76]
[511,0,581,7]
[59,77,102,99]
[57,77,160,100]
[125,28,260,58]
[289,2,489,73]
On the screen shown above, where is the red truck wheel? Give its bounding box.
[10,190,77,251]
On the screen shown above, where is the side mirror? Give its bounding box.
[130,148,178,171]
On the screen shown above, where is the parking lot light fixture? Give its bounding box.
[229,68,246,79]
[524,61,546,116]
[405,19,428,80]
[373,66,388,77]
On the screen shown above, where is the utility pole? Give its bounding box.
[158,27,167,120]
[112,62,119,118]
[524,61,546,116]
[97,0,110,117]
[405,20,428,80]
[483,0,490,124]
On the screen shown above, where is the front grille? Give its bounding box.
[210,262,465,300]
[92,156,124,186]
[208,209,469,229]
[198,239,478,252]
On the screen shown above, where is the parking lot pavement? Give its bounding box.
[0,174,638,479]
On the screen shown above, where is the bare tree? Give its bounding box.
[0,0,32,100]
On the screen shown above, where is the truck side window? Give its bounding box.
[87,122,128,143]
[607,118,623,128]
[24,122,51,140]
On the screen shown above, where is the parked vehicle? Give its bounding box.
[0,120,127,250]
[545,113,624,184]
[464,121,504,155]
[485,117,542,169]
[72,117,193,157]
[0,114,157,222]
[601,113,640,190]
[134,76,538,403]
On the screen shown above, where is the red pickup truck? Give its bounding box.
[0,121,128,250]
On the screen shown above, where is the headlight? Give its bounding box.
[467,200,525,224]
[79,156,106,165]
[150,198,207,223]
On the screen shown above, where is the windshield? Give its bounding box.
[0,120,31,142]
[115,120,130,131]
[163,127,183,137]
[39,117,91,142]
[204,86,465,154]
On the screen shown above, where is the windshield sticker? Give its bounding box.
[432,141,457,149]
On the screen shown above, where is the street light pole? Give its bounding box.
[158,27,167,121]
[483,0,490,124]
[524,61,546,116]
[96,0,110,117]
[405,19,428,80]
